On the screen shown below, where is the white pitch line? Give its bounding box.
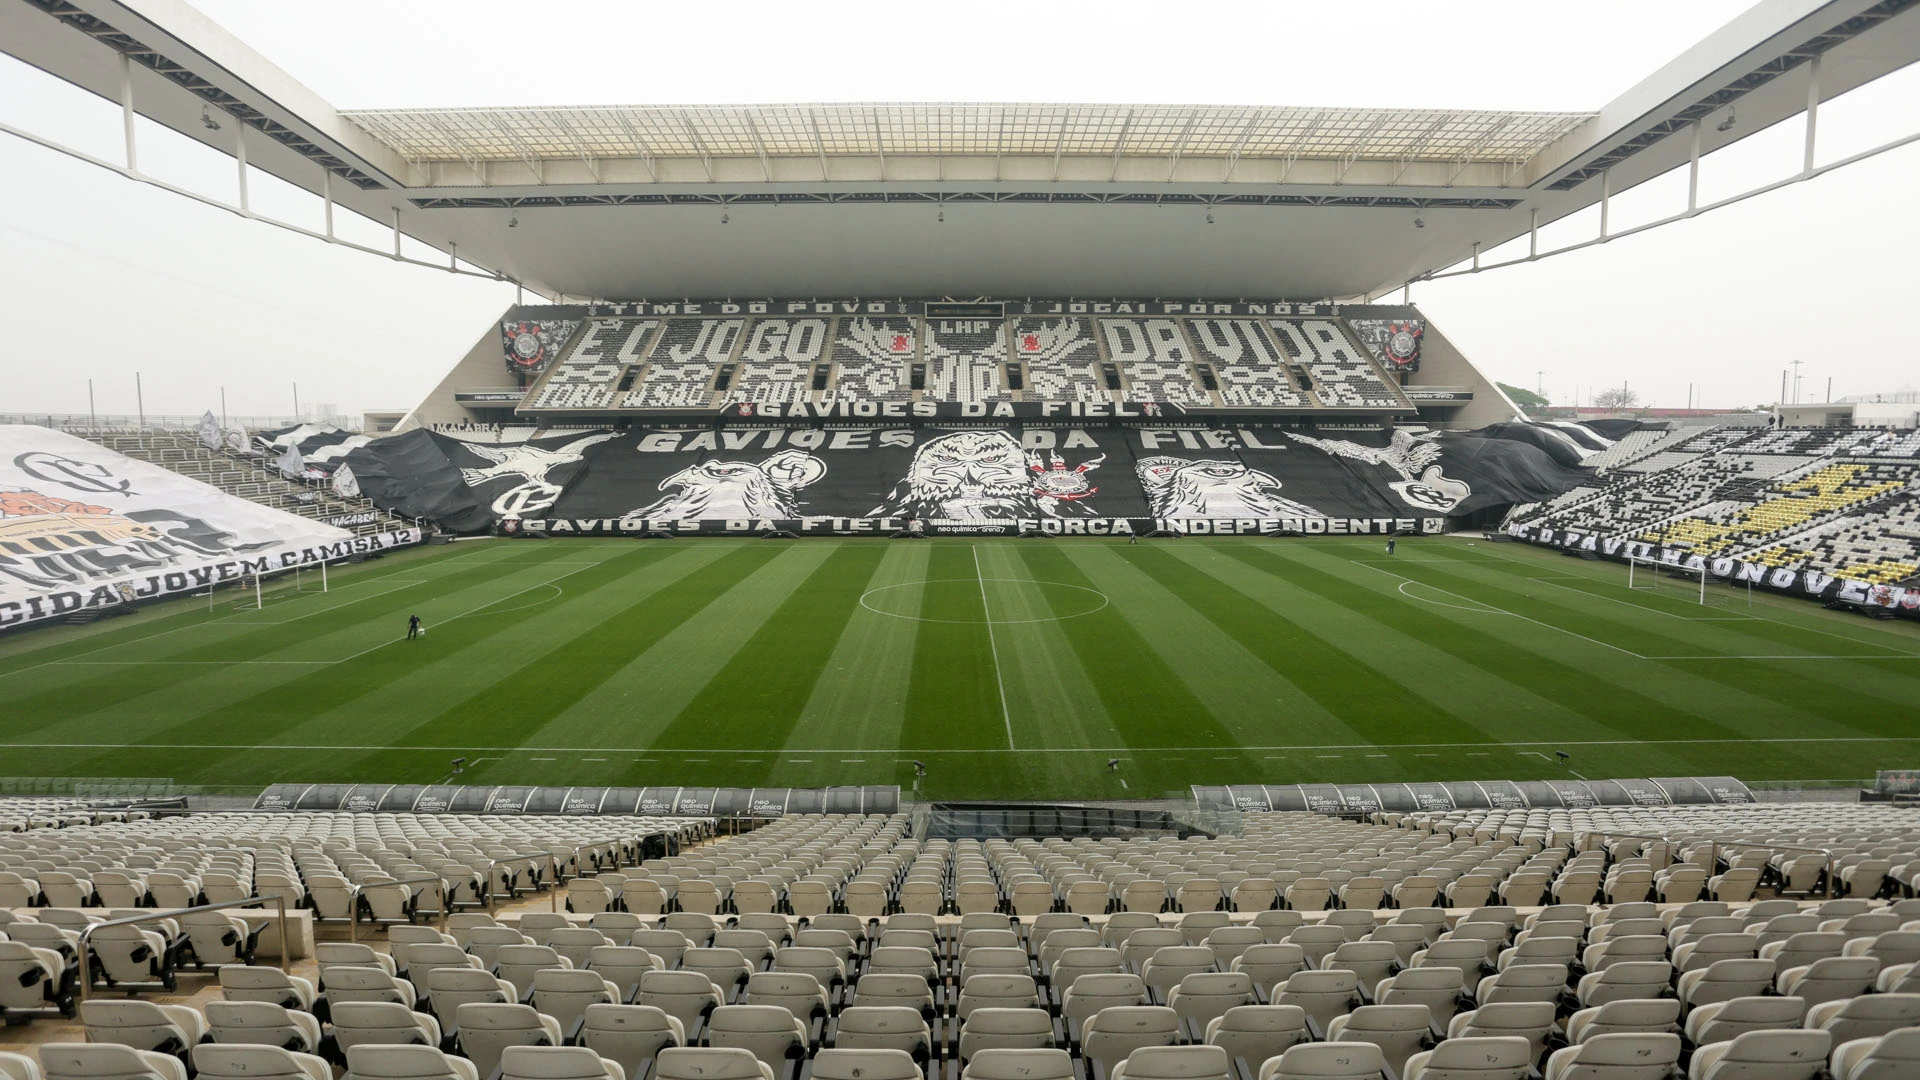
[0,544,507,679]
[52,660,331,666]
[973,545,1016,751]
[1433,540,1920,650]
[4,735,1917,754]
[326,558,615,665]
[1354,559,1650,659]
[1525,575,1760,622]
[1647,654,1920,660]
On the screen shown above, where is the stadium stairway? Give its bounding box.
[76,430,414,538]
[4,805,1920,1078]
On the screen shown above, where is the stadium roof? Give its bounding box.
[339,104,1595,176]
[3,0,1918,302]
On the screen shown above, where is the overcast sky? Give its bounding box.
[1,0,1915,422]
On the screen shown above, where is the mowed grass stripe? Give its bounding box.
[524,543,849,759]
[1130,543,1496,751]
[653,543,889,755]
[390,545,782,756]
[897,545,1004,751]
[6,536,1918,797]
[1383,550,1913,739]
[1430,547,1911,659]
[0,541,485,669]
[1007,544,1266,793]
[1237,543,1743,756]
[0,543,587,744]
[972,544,1117,756]
[101,544,685,777]
[1481,541,1920,653]
[56,545,671,781]
[1062,542,1366,745]
[784,543,931,754]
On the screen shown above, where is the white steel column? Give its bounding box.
[234,120,249,213]
[119,53,137,173]
[1688,121,1701,212]
[1803,54,1823,175]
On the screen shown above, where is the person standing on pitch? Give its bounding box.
[407,613,423,640]
[1386,537,1396,555]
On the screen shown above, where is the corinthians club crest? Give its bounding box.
[1383,321,1423,369]
[501,320,576,376]
[1027,449,1103,507]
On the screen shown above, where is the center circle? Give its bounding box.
[859,578,1111,625]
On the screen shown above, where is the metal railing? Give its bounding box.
[485,852,563,913]
[75,895,291,1003]
[1583,831,1835,899]
[344,872,452,943]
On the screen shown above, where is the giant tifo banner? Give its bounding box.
[1507,522,1920,620]
[0,426,420,631]
[345,422,1611,537]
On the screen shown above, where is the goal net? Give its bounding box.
[1626,557,1748,607]
[198,561,332,611]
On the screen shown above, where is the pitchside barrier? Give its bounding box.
[1193,776,1755,815]
[1510,523,1920,620]
[253,782,900,818]
[503,516,1444,538]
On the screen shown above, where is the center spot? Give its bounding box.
[860,578,1111,625]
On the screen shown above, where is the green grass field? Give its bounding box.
[2,536,1917,801]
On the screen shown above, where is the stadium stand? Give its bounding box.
[1507,426,1920,587]
[727,319,832,406]
[1185,320,1311,409]
[529,321,658,411]
[6,804,1920,1079]
[630,320,745,409]
[483,308,1453,415]
[1098,320,1209,406]
[923,319,1014,404]
[1013,318,1109,404]
[1267,321,1409,409]
[80,431,402,538]
[823,317,917,403]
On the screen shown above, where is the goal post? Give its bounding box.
[1627,557,1750,607]
[1627,556,1660,591]
[218,560,335,610]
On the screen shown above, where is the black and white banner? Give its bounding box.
[254,424,370,475]
[346,422,1600,536]
[1507,523,1920,619]
[505,516,1446,537]
[0,424,423,630]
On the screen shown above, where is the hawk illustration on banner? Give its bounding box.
[873,430,1098,520]
[630,449,826,520]
[1135,457,1324,519]
[458,431,618,516]
[1287,429,1471,513]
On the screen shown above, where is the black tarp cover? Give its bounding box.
[345,421,1618,533]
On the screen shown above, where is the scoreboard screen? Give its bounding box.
[924,302,1005,319]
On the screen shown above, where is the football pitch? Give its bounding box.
[2,536,1917,802]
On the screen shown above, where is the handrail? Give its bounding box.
[74,894,290,1003]
[1582,831,1835,899]
[348,872,453,943]
[570,838,630,878]
[484,851,563,913]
